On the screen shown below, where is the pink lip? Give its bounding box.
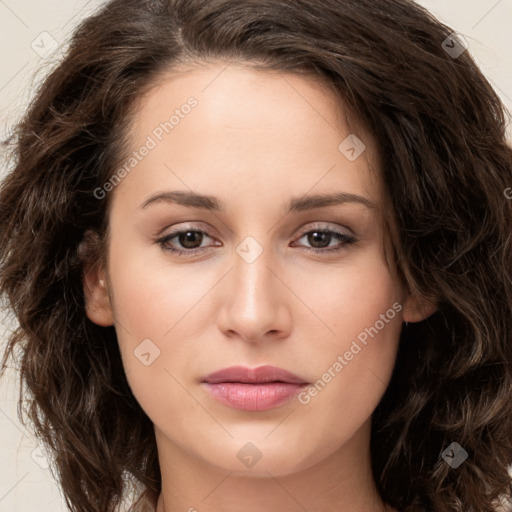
[202,365,309,411]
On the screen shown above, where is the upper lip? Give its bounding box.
[202,365,309,384]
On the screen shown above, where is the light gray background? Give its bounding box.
[1,1,511,510]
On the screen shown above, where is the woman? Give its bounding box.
[1,0,511,511]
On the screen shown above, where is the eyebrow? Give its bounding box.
[140,190,376,212]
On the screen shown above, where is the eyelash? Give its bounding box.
[155,224,357,257]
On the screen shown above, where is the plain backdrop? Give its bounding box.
[0,1,511,510]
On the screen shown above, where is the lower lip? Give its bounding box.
[202,382,307,411]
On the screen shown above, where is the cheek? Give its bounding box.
[293,252,403,437]
[107,236,209,337]
[107,261,202,425]
[105,239,207,402]
[301,249,403,346]
[296,310,401,453]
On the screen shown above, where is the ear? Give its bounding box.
[81,232,115,327]
[402,293,438,323]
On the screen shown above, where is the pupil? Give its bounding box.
[309,231,330,248]
[180,231,202,249]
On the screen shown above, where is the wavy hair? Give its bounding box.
[1,0,512,511]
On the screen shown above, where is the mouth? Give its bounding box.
[201,365,309,411]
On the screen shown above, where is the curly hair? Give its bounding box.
[1,0,512,511]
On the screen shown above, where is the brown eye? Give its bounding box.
[306,230,335,249]
[156,226,218,256]
[175,230,205,249]
[293,228,356,254]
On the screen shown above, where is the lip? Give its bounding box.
[203,365,308,385]
[202,365,309,411]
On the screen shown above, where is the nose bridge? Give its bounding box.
[235,246,273,309]
[218,238,289,341]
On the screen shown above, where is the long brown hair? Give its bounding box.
[1,1,512,511]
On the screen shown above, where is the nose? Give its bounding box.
[216,245,292,344]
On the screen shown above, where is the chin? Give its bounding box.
[195,433,334,478]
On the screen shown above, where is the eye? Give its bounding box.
[291,225,357,254]
[155,223,357,257]
[155,226,219,256]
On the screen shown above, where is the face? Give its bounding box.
[85,62,433,477]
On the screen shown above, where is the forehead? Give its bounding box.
[115,62,383,214]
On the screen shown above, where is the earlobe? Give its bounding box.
[79,230,114,327]
[84,269,114,326]
[83,264,115,327]
[402,293,438,323]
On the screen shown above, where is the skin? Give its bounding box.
[84,62,436,512]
